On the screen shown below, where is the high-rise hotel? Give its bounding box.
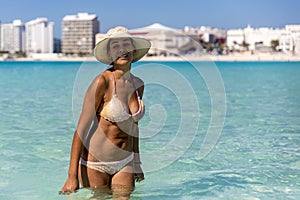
[62,13,99,55]
[25,18,54,53]
[0,18,54,54]
[0,20,25,53]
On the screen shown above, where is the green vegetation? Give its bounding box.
[15,51,27,57]
[271,40,279,51]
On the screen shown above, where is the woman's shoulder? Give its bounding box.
[131,74,144,85]
[131,74,144,92]
[90,69,112,90]
[96,69,113,82]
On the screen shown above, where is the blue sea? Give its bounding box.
[0,60,299,200]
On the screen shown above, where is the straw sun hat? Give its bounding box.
[94,26,151,65]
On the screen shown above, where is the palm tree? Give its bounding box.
[271,40,279,51]
[241,41,249,51]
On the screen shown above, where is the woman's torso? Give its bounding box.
[83,70,141,162]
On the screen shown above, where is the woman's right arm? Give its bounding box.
[60,74,107,194]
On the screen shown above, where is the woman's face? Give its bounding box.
[108,38,136,66]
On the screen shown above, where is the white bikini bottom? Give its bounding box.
[80,153,134,175]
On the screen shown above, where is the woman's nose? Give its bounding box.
[119,48,126,53]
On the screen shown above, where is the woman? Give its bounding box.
[60,26,151,198]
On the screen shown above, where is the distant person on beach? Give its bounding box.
[60,26,151,198]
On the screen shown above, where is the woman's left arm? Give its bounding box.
[133,125,144,182]
[133,78,144,182]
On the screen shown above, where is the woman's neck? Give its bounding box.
[113,64,131,80]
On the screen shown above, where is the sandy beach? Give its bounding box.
[142,52,300,62]
[1,52,300,62]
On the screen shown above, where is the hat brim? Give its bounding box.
[94,36,151,65]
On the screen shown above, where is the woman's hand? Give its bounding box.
[59,176,79,195]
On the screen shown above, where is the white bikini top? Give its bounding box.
[100,72,145,122]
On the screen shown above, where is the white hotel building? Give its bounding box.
[227,25,300,55]
[25,18,54,53]
[281,25,300,54]
[0,20,25,53]
[244,26,284,51]
[96,23,213,56]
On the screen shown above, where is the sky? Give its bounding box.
[0,0,299,39]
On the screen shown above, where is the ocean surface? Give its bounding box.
[0,60,299,200]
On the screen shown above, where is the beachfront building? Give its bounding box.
[183,26,227,44]
[227,25,286,53]
[97,23,185,56]
[279,31,294,53]
[279,25,300,55]
[244,25,284,52]
[226,29,246,51]
[130,23,185,56]
[106,23,205,57]
[97,23,227,57]
[53,38,61,53]
[62,12,99,55]
[0,20,25,53]
[25,18,54,53]
[183,25,227,54]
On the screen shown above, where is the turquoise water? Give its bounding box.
[0,61,299,199]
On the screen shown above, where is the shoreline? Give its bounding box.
[1,53,300,62]
[142,54,300,62]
